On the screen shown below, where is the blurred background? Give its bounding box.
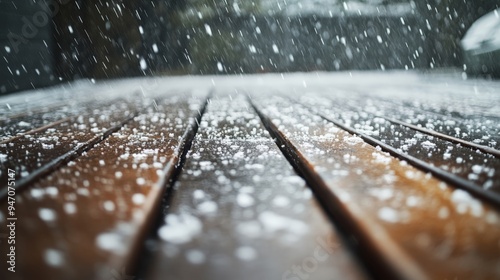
[1,0,499,94]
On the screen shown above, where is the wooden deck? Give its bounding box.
[0,72,499,280]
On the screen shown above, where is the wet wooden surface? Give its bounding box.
[250,94,500,279]
[293,94,500,194]
[0,92,207,279]
[0,99,140,197]
[148,94,366,280]
[0,72,499,280]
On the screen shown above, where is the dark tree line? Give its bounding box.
[53,0,180,80]
[51,0,500,80]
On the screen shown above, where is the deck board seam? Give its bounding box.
[0,100,147,200]
[248,95,426,280]
[307,93,499,155]
[0,117,72,145]
[294,101,500,208]
[130,89,213,279]
[379,116,500,158]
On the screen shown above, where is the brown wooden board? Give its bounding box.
[377,102,500,150]
[0,98,137,143]
[148,94,366,280]
[0,80,142,116]
[0,97,150,197]
[0,82,102,120]
[0,93,207,280]
[294,94,500,194]
[351,94,500,150]
[250,94,500,279]
[314,82,500,149]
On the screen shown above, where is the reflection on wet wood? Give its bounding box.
[380,116,500,158]
[148,94,366,280]
[0,98,136,143]
[295,94,500,194]
[251,95,500,279]
[0,73,499,280]
[0,99,147,198]
[0,95,206,280]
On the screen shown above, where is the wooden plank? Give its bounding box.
[0,98,143,198]
[0,98,133,143]
[362,97,500,150]
[0,78,197,194]
[379,116,500,158]
[250,94,500,279]
[0,81,138,120]
[316,82,500,149]
[294,94,500,194]
[385,103,499,149]
[0,93,207,280]
[147,94,366,280]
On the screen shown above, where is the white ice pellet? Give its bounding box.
[186,250,205,264]
[272,196,290,207]
[44,249,64,267]
[193,190,205,200]
[197,201,217,214]
[204,24,212,36]
[345,135,363,145]
[235,246,257,261]
[64,203,77,215]
[471,165,483,174]
[39,208,57,221]
[45,186,58,197]
[372,152,392,165]
[258,211,308,235]
[451,189,472,203]
[284,175,303,185]
[237,193,254,208]
[96,232,124,253]
[136,178,146,185]
[438,207,449,219]
[143,149,156,154]
[406,196,420,207]
[77,188,89,196]
[421,141,436,149]
[158,213,202,244]
[378,207,399,223]
[132,193,146,205]
[41,143,54,149]
[468,173,479,180]
[103,201,115,212]
[369,188,394,201]
[31,188,45,199]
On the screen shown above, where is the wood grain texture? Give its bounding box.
[148,94,366,280]
[0,94,207,280]
[251,94,500,279]
[295,93,500,194]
